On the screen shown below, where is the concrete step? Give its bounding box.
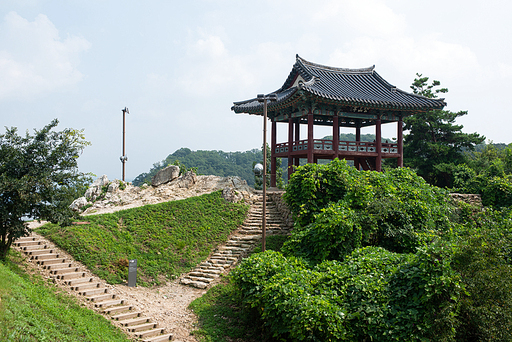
[86,293,116,302]
[22,244,49,251]
[16,236,37,242]
[37,258,67,265]
[65,277,94,286]
[119,317,151,327]
[128,322,157,332]
[95,299,125,308]
[27,249,54,256]
[111,311,141,321]
[135,327,164,338]
[16,240,44,247]
[143,333,173,342]
[32,253,60,260]
[104,304,133,314]
[57,272,86,280]
[44,263,72,270]
[79,287,108,296]
[71,282,101,291]
[51,267,79,275]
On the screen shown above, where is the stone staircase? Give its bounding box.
[180,193,291,289]
[13,235,173,342]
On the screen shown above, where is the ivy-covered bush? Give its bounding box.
[232,245,460,341]
[282,160,453,262]
[481,175,512,208]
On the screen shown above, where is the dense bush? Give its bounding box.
[232,245,460,341]
[282,160,453,263]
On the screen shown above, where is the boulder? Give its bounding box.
[69,196,89,211]
[92,174,109,188]
[175,171,197,188]
[222,188,244,203]
[152,165,180,187]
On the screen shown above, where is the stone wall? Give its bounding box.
[449,193,482,206]
[268,191,294,228]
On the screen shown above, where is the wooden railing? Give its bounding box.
[274,139,398,154]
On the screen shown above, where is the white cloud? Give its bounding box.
[0,12,91,100]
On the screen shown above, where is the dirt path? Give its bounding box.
[24,221,206,342]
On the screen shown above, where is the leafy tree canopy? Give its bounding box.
[403,74,484,187]
[0,119,91,260]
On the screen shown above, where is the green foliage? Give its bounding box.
[403,74,484,187]
[0,251,129,342]
[133,147,286,187]
[37,191,248,286]
[253,143,284,190]
[0,119,92,260]
[283,160,452,263]
[481,175,512,208]
[232,245,460,342]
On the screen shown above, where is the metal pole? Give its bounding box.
[262,98,267,252]
[122,109,126,182]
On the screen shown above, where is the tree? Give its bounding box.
[0,119,91,260]
[253,143,284,190]
[403,74,484,187]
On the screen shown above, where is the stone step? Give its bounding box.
[65,277,94,286]
[194,268,221,275]
[71,282,101,291]
[180,278,208,289]
[57,272,86,280]
[104,304,133,314]
[79,287,108,296]
[111,311,142,321]
[188,272,215,279]
[127,322,157,332]
[95,299,125,308]
[143,333,173,342]
[51,267,79,275]
[37,258,67,265]
[185,275,214,283]
[16,236,37,242]
[135,327,165,339]
[86,293,116,302]
[119,317,151,327]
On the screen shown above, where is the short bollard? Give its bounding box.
[128,259,137,287]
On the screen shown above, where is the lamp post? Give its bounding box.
[257,94,277,252]
[120,107,129,181]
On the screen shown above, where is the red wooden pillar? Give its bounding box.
[307,113,314,163]
[288,117,294,180]
[376,116,382,172]
[354,122,361,170]
[294,119,300,167]
[333,115,339,160]
[271,120,277,187]
[397,116,403,168]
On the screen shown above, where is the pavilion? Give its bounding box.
[231,55,445,187]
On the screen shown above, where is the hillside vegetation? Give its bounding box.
[37,191,249,286]
[0,252,130,342]
[226,160,512,342]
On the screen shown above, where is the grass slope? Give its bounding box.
[37,191,249,286]
[0,251,130,342]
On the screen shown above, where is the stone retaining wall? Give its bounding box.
[268,191,294,228]
[449,193,482,206]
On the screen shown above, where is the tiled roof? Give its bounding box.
[232,55,446,114]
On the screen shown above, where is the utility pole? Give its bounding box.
[120,107,129,181]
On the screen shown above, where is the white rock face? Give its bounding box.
[77,173,256,216]
[69,196,88,211]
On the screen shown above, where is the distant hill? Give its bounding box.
[132,134,392,187]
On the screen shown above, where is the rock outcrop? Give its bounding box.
[71,173,257,216]
[151,165,180,187]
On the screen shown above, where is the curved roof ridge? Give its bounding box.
[296,54,375,74]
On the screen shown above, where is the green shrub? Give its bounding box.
[481,175,512,207]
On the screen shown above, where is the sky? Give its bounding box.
[0,0,511,181]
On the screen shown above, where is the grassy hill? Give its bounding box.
[0,252,130,342]
[37,191,249,286]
